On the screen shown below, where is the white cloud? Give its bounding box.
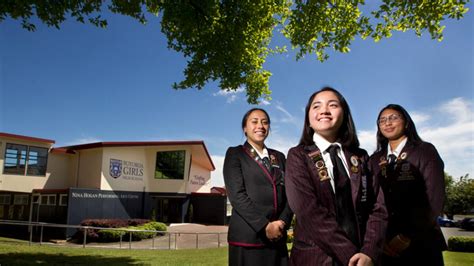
[212,87,245,103]
[260,99,271,106]
[265,131,299,156]
[439,97,472,123]
[273,102,301,127]
[212,87,272,105]
[64,137,102,146]
[267,101,302,154]
[210,155,225,187]
[358,128,377,154]
[410,112,430,125]
[417,98,474,179]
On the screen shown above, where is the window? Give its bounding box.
[3,143,48,176]
[0,195,11,205]
[59,194,68,206]
[32,194,40,204]
[27,147,48,176]
[3,144,27,175]
[40,194,56,206]
[155,150,186,179]
[13,195,29,205]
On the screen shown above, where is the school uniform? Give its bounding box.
[369,140,447,266]
[285,134,387,266]
[224,142,293,266]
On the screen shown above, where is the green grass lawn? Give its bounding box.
[443,251,474,266]
[0,238,472,265]
[0,240,227,266]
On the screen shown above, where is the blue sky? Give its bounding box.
[1,5,473,187]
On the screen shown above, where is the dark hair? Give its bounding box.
[241,108,271,133]
[375,104,423,152]
[299,87,359,148]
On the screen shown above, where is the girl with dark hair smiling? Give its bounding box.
[369,104,447,266]
[285,87,387,266]
[224,108,293,266]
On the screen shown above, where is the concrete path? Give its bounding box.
[51,223,229,250]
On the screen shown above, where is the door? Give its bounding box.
[152,197,182,223]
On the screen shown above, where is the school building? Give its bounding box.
[0,132,227,231]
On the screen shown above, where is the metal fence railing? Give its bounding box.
[0,220,228,250]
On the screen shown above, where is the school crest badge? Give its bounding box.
[110,159,122,178]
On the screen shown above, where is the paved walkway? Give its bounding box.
[17,223,474,250]
[54,223,229,250]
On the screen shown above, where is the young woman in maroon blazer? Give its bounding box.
[369,104,446,266]
[285,87,387,266]
[224,108,293,266]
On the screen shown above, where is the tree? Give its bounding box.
[1,1,470,103]
[444,173,474,219]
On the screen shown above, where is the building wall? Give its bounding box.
[101,147,146,192]
[1,136,213,195]
[144,146,191,193]
[0,136,53,193]
[187,162,211,193]
[76,149,102,189]
[45,152,76,189]
[98,146,196,193]
[0,134,220,226]
[67,188,144,226]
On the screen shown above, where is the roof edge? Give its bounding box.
[58,140,216,171]
[0,132,55,144]
[57,140,206,150]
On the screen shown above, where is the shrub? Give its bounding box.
[97,229,126,242]
[72,219,167,242]
[128,226,155,241]
[81,219,129,228]
[129,222,167,240]
[448,236,474,252]
[127,219,150,226]
[73,219,152,242]
[147,221,167,233]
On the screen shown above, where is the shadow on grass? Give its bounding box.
[0,253,144,265]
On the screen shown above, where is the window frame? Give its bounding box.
[13,194,29,205]
[40,194,56,206]
[59,194,68,206]
[26,146,49,176]
[32,194,40,204]
[154,150,186,180]
[0,194,11,205]
[3,143,28,175]
[2,143,48,176]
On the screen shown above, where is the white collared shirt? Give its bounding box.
[386,137,407,160]
[313,133,351,192]
[248,143,269,160]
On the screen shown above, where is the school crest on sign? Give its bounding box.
[110,159,122,178]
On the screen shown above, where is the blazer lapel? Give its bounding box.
[242,142,275,183]
[344,150,361,209]
[242,142,278,217]
[304,144,336,204]
[399,140,415,160]
[268,150,283,182]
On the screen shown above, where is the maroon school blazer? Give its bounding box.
[368,141,447,254]
[286,144,387,266]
